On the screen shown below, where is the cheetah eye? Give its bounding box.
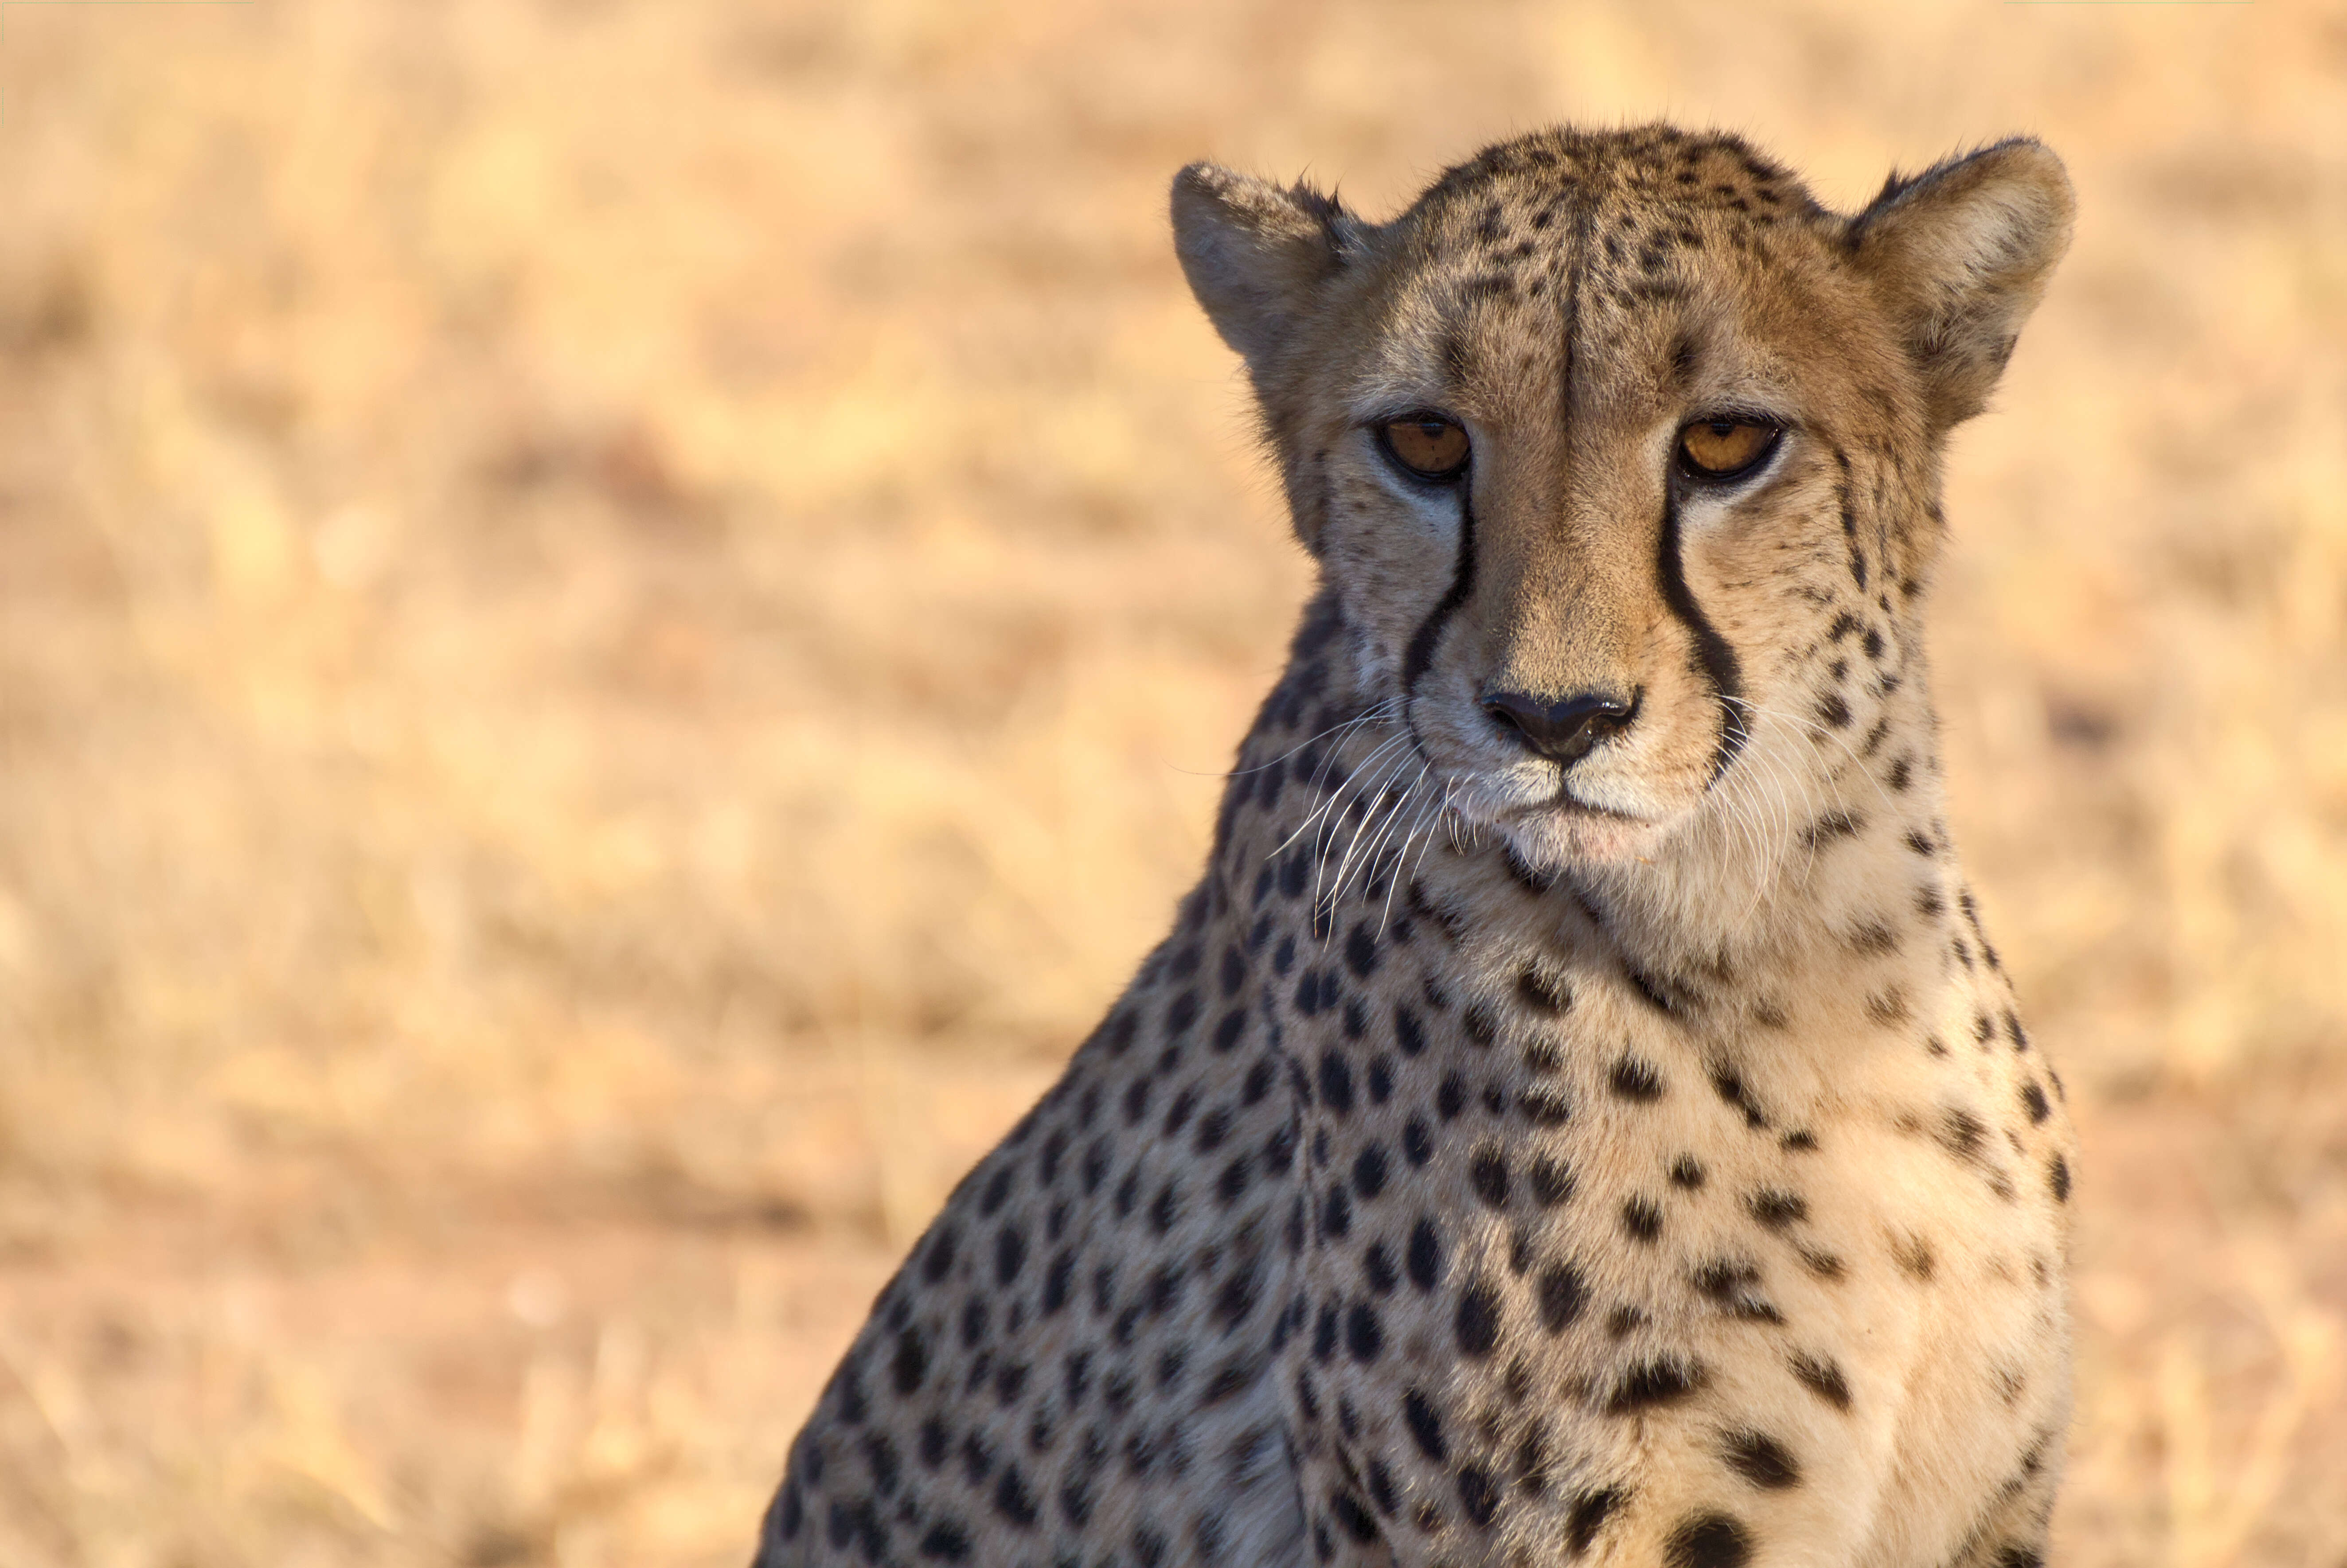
[1677,417,1781,481]
[1377,413,1471,484]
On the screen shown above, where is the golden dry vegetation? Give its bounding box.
[0,2,2343,1564]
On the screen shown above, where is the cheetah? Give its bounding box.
[755,124,2079,1568]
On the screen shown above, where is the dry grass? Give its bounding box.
[0,1,2342,1563]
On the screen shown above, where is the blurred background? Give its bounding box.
[0,1,2341,1563]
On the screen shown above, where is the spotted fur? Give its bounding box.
[756,124,2078,1568]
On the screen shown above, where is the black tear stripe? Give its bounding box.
[1399,485,1480,704]
[1656,492,1747,785]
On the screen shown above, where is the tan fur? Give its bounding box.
[757,124,2077,1568]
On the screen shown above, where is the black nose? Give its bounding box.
[1482,689,1636,767]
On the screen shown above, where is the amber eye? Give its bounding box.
[1378,414,1471,483]
[1678,417,1781,480]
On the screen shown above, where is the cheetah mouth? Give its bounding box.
[1537,784,1648,825]
[1480,783,1667,869]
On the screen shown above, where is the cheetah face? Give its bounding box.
[1175,129,2070,874]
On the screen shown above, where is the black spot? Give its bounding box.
[1347,1302,1383,1361]
[1353,1145,1388,1200]
[2050,1154,2072,1202]
[917,1418,949,1469]
[918,1519,972,1561]
[1320,1185,1351,1241]
[1517,965,1570,1014]
[1996,1549,2046,1568]
[1748,1190,1806,1229]
[1280,850,1309,901]
[922,1225,959,1283]
[1690,1258,1780,1322]
[1710,1068,1768,1129]
[1610,1057,1666,1102]
[1566,1486,1627,1552]
[1527,1155,1575,1206]
[891,1328,929,1395]
[1318,1052,1355,1116]
[1470,1146,1510,1208]
[1622,963,1680,1015]
[1535,1261,1587,1331]
[1606,1354,1703,1412]
[1816,691,1852,729]
[1666,1511,1752,1568]
[1394,1005,1428,1057]
[1519,1087,1572,1126]
[1722,1430,1800,1488]
[864,1430,903,1495]
[1346,924,1379,978]
[990,1226,1028,1288]
[1364,1242,1397,1295]
[1403,1388,1448,1460]
[1940,1108,1987,1162]
[1437,1073,1467,1120]
[2021,1082,2050,1124]
[1167,989,1200,1038]
[1457,1466,1499,1528]
[993,1464,1039,1529]
[1621,1197,1664,1242]
[1211,1010,1246,1054]
[1406,1217,1444,1292]
[1463,1002,1499,1047]
[826,1493,873,1558]
[1104,1009,1140,1055]
[1790,1351,1853,1411]
[1331,1489,1380,1544]
[1454,1280,1500,1357]
[980,1166,1015,1217]
[1803,810,1863,849]
[1669,1155,1706,1189]
[1194,1107,1234,1156]
[1403,1117,1434,1167]
[1295,969,1326,1017]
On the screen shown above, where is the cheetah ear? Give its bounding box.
[1848,138,2074,430]
[1172,163,1362,376]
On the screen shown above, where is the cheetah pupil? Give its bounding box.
[757,123,2080,1568]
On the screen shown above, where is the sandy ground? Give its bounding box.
[0,2,2343,1564]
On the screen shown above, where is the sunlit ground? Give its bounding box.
[0,2,2342,1564]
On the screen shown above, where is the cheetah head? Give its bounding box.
[1174,127,2071,875]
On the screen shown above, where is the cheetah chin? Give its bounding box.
[758,123,2080,1568]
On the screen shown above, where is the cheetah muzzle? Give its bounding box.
[756,123,2080,1568]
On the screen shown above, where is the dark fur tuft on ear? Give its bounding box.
[1171,163,1363,378]
[1848,138,2075,430]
